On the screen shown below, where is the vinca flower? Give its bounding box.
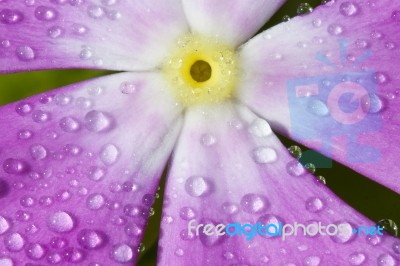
[0,0,399,265]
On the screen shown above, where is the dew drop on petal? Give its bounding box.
[377,219,398,236]
[0,9,24,24]
[339,2,359,16]
[86,193,105,210]
[111,244,133,263]
[124,223,142,237]
[4,233,25,251]
[87,166,106,181]
[240,193,269,214]
[330,222,355,243]
[100,144,119,165]
[77,229,107,249]
[120,82,136,94]
[47,211,74,233]
[3,158,29,174]
[15,102,33,116]
[305,197,324,213]
[327,24,344,35]
[34,6,58,21]
[288,145,302,159]
[297,3,313,15]
[221,202,239,215]
[348,252,366,265]
[30,144,47,160]
[248,118,272,137]
[84,110,113,132]
[366,234,382,246]
[87,5,105,19]
[361,93,384,114]
[60,117,81,133]
[200,134,216,146]
[286,160,306,177]
[252,147,277,164]
[16,46,35,61]
[303,256,321,266]
[0,216,11,235]
[26,243,46,260]
[377,254,396,266]
[48,26,64,38]
[179,207,196,220]
[199,220,224,247]
[32,110,50,123]
[185,176,212,197]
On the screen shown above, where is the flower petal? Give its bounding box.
[181,0,286,46]
[157,103,399,265]
[238,0,400,193]
[0,72,182,265]
[0,0,188,73]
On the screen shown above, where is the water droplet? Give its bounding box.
[377,219,398,236]
[0,258,13,266]
[303,256,321,266]
[87,166,106,181]
[286,160,306,177]
[119,81,136,94]
[111,244,133,263]
[305,163,316,174]
[48,26,64,38]
[47,211,75,233]
[308,99,329,116]
[30,144,47,160]
[297,3,313,15]
[339,2,359,16]
[200,134,216,146]
[327,24,344,35]
[240,193,269,214]
[0,9,24,24]
[3,158,29,174]
[86,193,105,210]
[26,243,46,260]
[18,129,33,140]
[258,214,283,238]
[55,94,72,106]
[199,219,224,247]
[84,110,113,132]
[282,15,291,22]
[15,102,33,116]
[47,252,63,264]
[59,117,81,133]
[77,229,107,249]
[248,118,272,137]
[16,46,35,61]
[20,195,35,207]
[39,196,54,207]
[63,247,85,263]
[72,23,88,35]
[99,144,119,165]
[175,248,184,257]
[316,175,327,185]
[252,147,277,164]
[366,234,382,246]
[123,204,144,217]
[35,6,58,21]
[348,252,366,265]
[179,207,196,220]
[377,254,396,266]
[371,30,383,40]
[0,216,11,235]
[87,5,105,18]
[305,197,324,212]
[355,39,369,49]
[393,241,400,254]
[107,10,122,20]
[75,97,93,109]
[185,176,212,197]
[32,110,50,123]
[1,39,11,48]
[288,146,302,159]
[361,93,384,114]
[50,237,68,249]
[4,232,25,251]
[330,222,355,243]
[221,202,239,215]
[124,223,142,236]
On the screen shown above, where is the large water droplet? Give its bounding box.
[26,243,47,260]
[252,147,277,164]
[0,9,24,24]
[348,252,366,265]
[3,158,29,174]
[240,193,269,214]
[330,221,356,243]
[339,2,359,16]
[4,232,25,251]
[361,93,384,114]
[34,6,58,21]
[47,211,75,233]
[77,229,107,249]
[111,244,133,263]
[84,110,113,132]
[30,144,47,160]
[16,46,35,61]
[248,118,272,137]
[185,176,213,197]
[377,254,396,266]
[0,216,11,235]
[100,144,119,165]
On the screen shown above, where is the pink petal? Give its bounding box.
[0,0,188,73]
[158,103,399,265]
[0,72,182,265]
[181,0,286,46]
[238,0,400,193]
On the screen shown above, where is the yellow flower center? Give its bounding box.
[162,34,238,106]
